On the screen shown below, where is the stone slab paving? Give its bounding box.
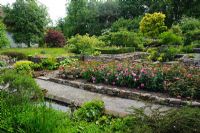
[36,79,171,116]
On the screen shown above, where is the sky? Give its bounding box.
[0,0,67,24]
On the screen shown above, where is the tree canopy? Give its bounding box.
[0,21,9,48]
[3,0,49,46]
[60,0,200,38]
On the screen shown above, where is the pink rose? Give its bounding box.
[140,83,145,88]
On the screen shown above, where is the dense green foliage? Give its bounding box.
[59,0,200,38]
[1,69,200,133]
[110,30,141,48]
[63,0,120,37]
[95,47,135,54]
[14,60,34,75]
[99,30,143,50]
[0,21,9,48]
[74,100,104,122]
[67,34,105,55]
[147,46,180,62]
[159,31,183,45]
[111,17,141,32]
[140,12,167,38]
[3,0,49,46]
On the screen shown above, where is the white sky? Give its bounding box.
[0,0,67,24]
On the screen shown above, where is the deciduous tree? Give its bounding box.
[3,0,49,47]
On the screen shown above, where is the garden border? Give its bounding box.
[37,76,200,107]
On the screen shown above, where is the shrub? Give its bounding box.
[74,100,104,122]
[180,44,196,53]
[179,17,200,34]
[0,70,42,105]
[45,29,66,47]
[14,60,33,75]
[67,34,105,55]
[0,21,10,48]
[40,58,58,70]
[95,47,135,54]
[140,12,167,38]
[184,29,200,45]
[63,61,200,99]
[147,46,180,62]
[158,107,200,133]
[1,51,27,60]
[128,107,200,133]
[170,25,182,35]
[59,58,78,67]
[167,78,198,99]
[111,17,141,32]
[159,31,183,45]
[81,62,165,92]
[109,30,141,48]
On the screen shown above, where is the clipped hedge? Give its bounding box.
[95,47,135,54]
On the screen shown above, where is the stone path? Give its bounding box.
[36,79,171,116]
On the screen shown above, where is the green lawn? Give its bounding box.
[0,48,73,57]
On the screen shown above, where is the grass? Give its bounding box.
[0,48,73,57]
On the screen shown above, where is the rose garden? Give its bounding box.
[0,0,200,133]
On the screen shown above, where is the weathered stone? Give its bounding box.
[107,89,114,95]
[84,52,149,63]
[193,48,200,53]
[39,77,200,107]
[36,79,171,116]
[169,98,182,105]
[191,101,200,107]
[66,75,75,79]
[140,93,152,101]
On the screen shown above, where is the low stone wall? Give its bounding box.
[28,52,149,63]
[84,52,149,62]
[193,48,200,53]
[37,77,200,107]
[28,56,79,63]
[179,54,200,67]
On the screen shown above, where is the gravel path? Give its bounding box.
[36,79,171,116]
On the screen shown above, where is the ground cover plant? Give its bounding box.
[61,61,200,100]
[0,69,200,133]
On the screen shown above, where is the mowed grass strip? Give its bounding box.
[0,48,73,57]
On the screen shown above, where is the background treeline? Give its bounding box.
[57,0,200,37]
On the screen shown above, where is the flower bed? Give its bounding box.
[60,61,200,100]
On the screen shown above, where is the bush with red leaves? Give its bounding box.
[45,30,66,47]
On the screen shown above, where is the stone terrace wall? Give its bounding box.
[28,52,149,63]
[84,52,149,62]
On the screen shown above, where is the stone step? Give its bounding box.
[35,79,171,116]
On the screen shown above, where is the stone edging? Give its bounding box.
[37,77,200,107]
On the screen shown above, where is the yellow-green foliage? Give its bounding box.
[68,34,105,55]
[140,12,167,38]
[14,60,34,75]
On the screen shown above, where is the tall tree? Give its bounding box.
[0,21,9,48]
[97,0,120,30]
[118,0,146,19]
[3,0,49,47]
[63,0,120,37]
[64,0,99,37]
